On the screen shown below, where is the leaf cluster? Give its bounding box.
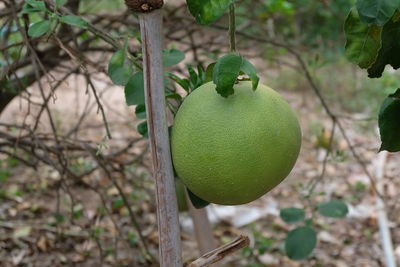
[344,0,400,152]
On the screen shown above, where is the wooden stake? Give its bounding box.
[137,6,182,266]
[186,195,217,255]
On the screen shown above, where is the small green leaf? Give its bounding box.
[108,50,132,86]
[213,54,260,97]
[213,54,243,97]
[59,15,88,29]
[356,0,399,26]
[137,121,148,138]
[317,200,348,218]
[56,0,68,7]
[205,62,216,82]
[163,49,185,67]
[169,73,190,91]
[21,0,47,14]
[125,72,145,106]
[379,89,400,152]
[187,0,232,25]
[187,189,210,209]
[197,64,206,82]
[241,58,260,90]
[280,208,305,224]
[135,104,146,119]
[344,8,382,69]
[285,226,317,260]
[188,67,199,87]
[165,91,182,100]
[28,20,52,37]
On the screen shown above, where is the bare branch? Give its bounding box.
[186,235,250,267]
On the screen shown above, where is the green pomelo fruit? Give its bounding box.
[171,81,301,205]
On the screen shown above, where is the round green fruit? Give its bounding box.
[171,81,301,205]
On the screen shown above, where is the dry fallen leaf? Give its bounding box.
[13,226,32,239]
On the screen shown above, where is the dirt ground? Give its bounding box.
[1,62,400,266]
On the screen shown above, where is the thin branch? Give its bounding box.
[186,235,250,267]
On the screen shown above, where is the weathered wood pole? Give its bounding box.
[125,1,182,266]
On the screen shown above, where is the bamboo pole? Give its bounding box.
[125,1,182,266]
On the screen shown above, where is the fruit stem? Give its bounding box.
[229,3,236,52]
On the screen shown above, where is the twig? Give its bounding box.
[228,3,236,52]
[306,121,337,196]
[85,75,113,139]
[185,235,250,267]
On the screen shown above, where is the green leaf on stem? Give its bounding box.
[213,54,260,97]
[213,54,243,97]
[356,0,399,26]
[317,200,348,218]
[21,0,47,14]
[135,104,146,119]
[379,89,400,152]
[169,73,190,91]
[285,226,317,260]
[28,20,52,37]
[344,8,382,69]
[137,121,148,138]
[205,63,216,82]
[241,58,260,90]
[367,17,400,78]
[125,72,145,106]
[108,50,132,86]
[59,15,88,29]
[163,49,185,67]
[280,208,305,224]
[186,0,232,25]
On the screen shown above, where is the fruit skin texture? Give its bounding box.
[171,81,301,205]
